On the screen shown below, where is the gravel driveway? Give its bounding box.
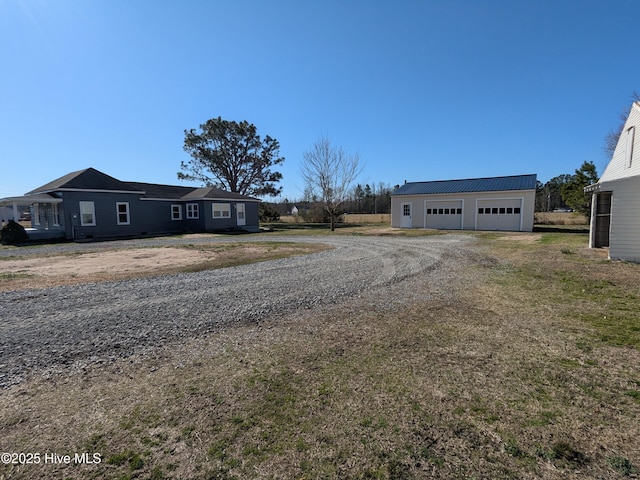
[0,234,474,387]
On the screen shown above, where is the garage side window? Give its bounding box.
[79,201,96,226]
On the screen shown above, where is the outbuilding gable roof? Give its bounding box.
[28,168,143,194]
[392,174,537,196]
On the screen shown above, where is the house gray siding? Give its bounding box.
[62,192,186,240]
[59,195,259,240]
[202,201,260,232]
[6,168,261,241]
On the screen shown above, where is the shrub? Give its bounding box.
[259,203,280,222]
[0,220,29,245]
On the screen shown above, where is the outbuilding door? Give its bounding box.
[401,203,412,228]
[593,192,611,247]
[476,199,522,231]
[425,200,463,229]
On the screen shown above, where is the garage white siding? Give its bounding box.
[391,175,536,232]
[588,102,640,262]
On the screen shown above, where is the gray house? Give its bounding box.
[0,168,260,241]
[391,174,537,231]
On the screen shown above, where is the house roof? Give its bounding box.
[24,167,260,202]
[27,168,143,194]
[124,182,197,200]
[180,187,260,202]
[392,174,538,196]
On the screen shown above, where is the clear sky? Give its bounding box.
[1,0,639,201]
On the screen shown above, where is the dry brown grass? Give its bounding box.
[0,242,330,292]
[1,231,639,479]
[534,211,588,225]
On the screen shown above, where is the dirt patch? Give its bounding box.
[0,242,329,292]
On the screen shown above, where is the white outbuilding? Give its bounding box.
[586,101,640,262]
[391,174,537,232]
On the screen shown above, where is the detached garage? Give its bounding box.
[391,174,537,232]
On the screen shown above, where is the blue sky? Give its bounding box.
[1,0,638,201]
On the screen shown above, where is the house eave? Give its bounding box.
[0,195,64,204]
[30,188,146,195]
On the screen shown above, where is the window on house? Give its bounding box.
[626,126,635,168]
[186,203,199,219]
[212,203,231,219]
[491,208,498,214]
[456,208,462,214]
[116,202,130,225]
[507,207,513,214]
[499,207,506,214]
[52,203,60,226]
[426,208,432,214]
[514,207,521,214]
[171,204,182,220]
[478,208,484,214]
[79,201,96,226]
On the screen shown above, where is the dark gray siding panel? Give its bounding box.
[203,201,237,231]
[201,201,260,232]
[64,192,186,240]
[245,202,260,231]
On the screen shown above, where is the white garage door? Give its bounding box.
[425,200,463,229]
[476,199,522,231]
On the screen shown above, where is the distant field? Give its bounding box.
[280,212,587,226]
[279,214,391,224]
[534,211,588,225]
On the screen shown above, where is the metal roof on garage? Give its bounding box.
[392,174,537,196]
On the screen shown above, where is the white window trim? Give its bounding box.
[212,203,231,219]
[171,204,182,220]
[79,201,96,226]
[116,202,130,225]
[186,203,199,219]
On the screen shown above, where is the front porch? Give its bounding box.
[1,194,66,241]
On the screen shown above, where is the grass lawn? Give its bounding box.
[1,229,639,479]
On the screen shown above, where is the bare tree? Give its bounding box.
[301,136,363,231]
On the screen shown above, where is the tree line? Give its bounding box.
[535,161,598,216]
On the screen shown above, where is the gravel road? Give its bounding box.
[0,234,475,388]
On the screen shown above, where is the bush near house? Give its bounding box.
[0,220,29,245]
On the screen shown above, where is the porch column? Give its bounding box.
[588,193,597,248]
[13,202,19,223]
